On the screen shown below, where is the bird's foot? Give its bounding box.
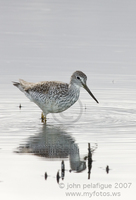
[41,112,46,123]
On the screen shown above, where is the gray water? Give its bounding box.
[0,1,136,199]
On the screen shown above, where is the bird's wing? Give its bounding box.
[24,81,68,95]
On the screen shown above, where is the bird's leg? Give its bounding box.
[41,112,46,123]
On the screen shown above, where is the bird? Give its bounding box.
[13,71,99,122]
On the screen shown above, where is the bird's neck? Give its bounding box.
[68,83,80,99]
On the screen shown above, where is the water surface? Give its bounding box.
[0,1,136,199]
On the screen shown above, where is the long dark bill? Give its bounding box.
[83,84,99,104]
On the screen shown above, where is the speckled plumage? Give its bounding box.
[13,71,98,120]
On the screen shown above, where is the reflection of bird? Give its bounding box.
[13,71,98,122]
[16,125,86,172]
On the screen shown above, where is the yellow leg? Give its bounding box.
[41,112,46,123]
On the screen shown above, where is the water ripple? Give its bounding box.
[83,104,136,129]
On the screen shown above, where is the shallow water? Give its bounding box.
[0,75,136,200]
[0,0,136,200]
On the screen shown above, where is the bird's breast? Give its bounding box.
[48,87,80,113]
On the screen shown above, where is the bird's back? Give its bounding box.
[14,79,69,99]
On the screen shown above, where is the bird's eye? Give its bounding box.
[77,76,80,80]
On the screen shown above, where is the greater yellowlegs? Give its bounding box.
[13,71,99,122]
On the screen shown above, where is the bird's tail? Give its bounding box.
[13,79,34,102]
[13,81,20,87]
[12,80,26,92]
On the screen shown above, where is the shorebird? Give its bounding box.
[13,71,99,122]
